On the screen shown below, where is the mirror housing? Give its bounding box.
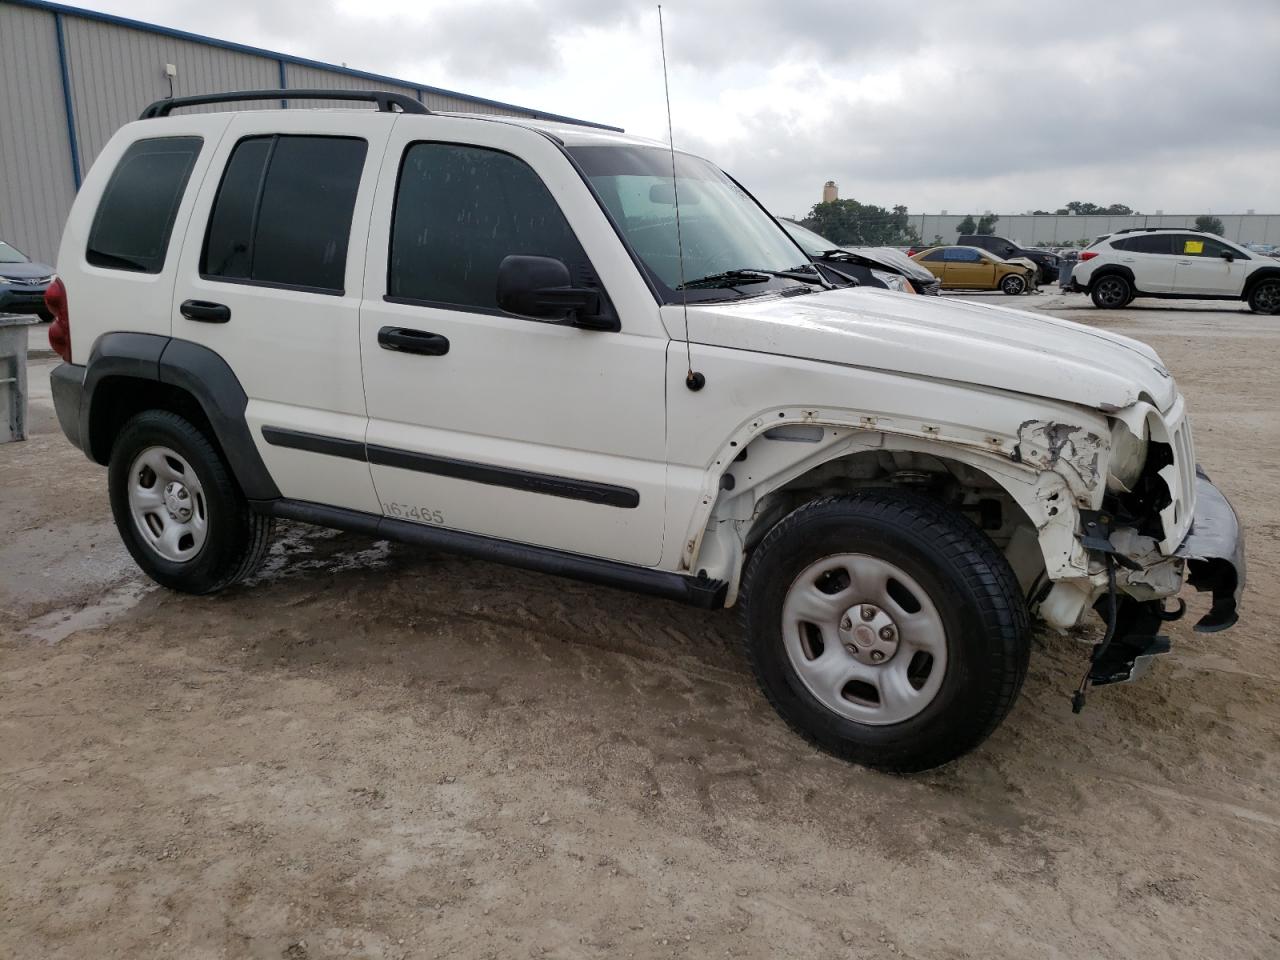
[495,255,618,331]
[1219,249,1235,261]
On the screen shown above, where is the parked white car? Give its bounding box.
[1069,228,1280,312]
[45,90,1244,772]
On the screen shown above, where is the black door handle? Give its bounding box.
[180,299,231,323]
[377,326,450,356]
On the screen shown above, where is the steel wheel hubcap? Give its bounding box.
[782,553,947,726]
[127,446,208,563]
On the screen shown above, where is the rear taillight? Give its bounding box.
[1079,251,1099,262]
[45,277,71,363]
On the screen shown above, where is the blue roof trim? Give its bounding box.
[3,0,623,132]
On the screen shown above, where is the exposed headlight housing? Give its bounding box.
[870,269,914,293]
[1107,419,1148,493]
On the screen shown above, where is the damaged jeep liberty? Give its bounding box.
[45,90,1245,771]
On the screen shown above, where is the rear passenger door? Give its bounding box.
[1110,233,1176,292]
[171,111,395,514]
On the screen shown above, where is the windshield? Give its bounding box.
[0,240,29,264]
[779,219,838,257]
[566,145,812,302]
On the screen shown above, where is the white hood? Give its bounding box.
[675,287,1176,413]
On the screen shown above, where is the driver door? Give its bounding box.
[943,247,991,288]
[358,117,669,566]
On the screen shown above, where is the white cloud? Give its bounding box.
[78,0,1280,215]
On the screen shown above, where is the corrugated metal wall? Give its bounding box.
[63,15,279,164]
[0,3,77,264]
[0,0,578,263]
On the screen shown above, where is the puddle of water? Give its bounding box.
[244,523,392,586]
[22,579,154,645]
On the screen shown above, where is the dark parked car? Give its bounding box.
[780,219,942,295]
[958,234,1059,284]
[0,240,55,319]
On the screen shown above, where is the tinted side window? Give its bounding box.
[87,137,202,274]
[920,250,946,262]
[388,142,591,312]
[1115,234,1173,254]
[202,135,367,293]
[1178,236,1246,259]
[943,247,979,262]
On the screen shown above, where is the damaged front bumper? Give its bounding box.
[1090,466,1245,686]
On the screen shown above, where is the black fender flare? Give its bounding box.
[81,332,281,500]
[1086,264,1136,293]
[1242,267,1280,298]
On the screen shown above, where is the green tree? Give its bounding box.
[802,199,920,246]
[1195,215,1225,235]
[956,215,977,234]
[975,214,1000,235]
[1057,201,1135,216]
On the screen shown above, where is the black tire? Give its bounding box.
[739,491,1030,773]
[108,410,272,594]
[1091,274,1132,309]
[1247,277,1280,315]
[1000,273,1027,295]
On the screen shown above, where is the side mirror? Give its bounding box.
[495,255,618,331]
[1219,249,1235,261]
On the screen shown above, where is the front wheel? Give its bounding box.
[1000,273,1027,295]
[108,410,272,594]
[1248,278,1280,315]
[739,492,1030,772]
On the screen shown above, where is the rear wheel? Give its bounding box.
[740,491,1030,772]
[1000,273,1027,295]
[1248,278,1280,315]
[108,410,272,594]
[1091,274,1132,309]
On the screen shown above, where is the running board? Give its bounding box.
[251,498,727,609]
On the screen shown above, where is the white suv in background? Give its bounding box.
[1069,228,1280,313]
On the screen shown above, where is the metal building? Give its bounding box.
[0,0,618,262]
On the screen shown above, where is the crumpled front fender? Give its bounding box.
[1175,468,1245,631]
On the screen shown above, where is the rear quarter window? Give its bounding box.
[86,137,203,274]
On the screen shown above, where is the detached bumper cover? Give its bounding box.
[1175,467,1245,632]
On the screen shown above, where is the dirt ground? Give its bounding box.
[2,294,1278,960]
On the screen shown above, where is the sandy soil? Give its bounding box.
[2,297,1278,960]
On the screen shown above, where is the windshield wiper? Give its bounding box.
[678,269,773,290]
[678,265,832,291]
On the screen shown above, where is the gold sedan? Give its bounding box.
[910,245,1038,295]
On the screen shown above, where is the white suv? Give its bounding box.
[44,90,1244,772]
[1070,228,1280,312]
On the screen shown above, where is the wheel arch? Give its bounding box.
[688,418,1085,607]
[1086,264,1135,292]
[81,333,280,500]
[1242,266,1280,297]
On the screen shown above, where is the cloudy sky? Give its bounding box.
[82,0,1280,218]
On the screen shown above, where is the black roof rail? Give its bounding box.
[140,89,431,119]
[1113,226,1205,235]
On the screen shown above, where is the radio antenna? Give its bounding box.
[658,5,704,391]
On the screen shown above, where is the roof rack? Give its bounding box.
[1112,226,1204,235]
[139,89,430,119]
